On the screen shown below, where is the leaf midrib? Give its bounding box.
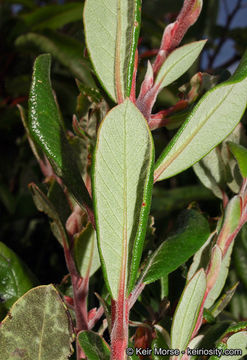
[120,103,128,296]
[156,42,202,88]
[154,84,235,181]
[115,0,123,102]
[38,290,47,359]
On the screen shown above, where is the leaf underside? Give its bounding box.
[93,99,154,299]
[155,40,206,90]
[171,269,206,359]
[154,51,247,182]
[84,0,141,102]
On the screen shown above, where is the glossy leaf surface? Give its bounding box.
[171,269,206,359]
[154,51,247,182]
[78,331,110,360]
[84,0,141,102]
[28,54,92,212]
[155,40,206,90]
[0,285,73,360]
[93,99,154,299]
[143,210,210,284]
[0,242,37,319]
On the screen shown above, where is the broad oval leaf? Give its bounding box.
[155,40,206,91]
[84,0,141,102]
[78,330,110,360]
[0,285,73,360]
[154,50,247,182]
[29,54,92,213]
[171,269,206,359]
[143,210,210,284]
[92,99,154,299]
[0,242,37,319]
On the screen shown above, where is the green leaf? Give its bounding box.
[210,282,239,318]
[0,242,37,319]
[151,185,215,218]
[205,242,234,309]
[193,147,227,199]
[92,99,154,299]
[155,40,206,90]
[74,223,101,278]
[187,232,213,281]
[234,224,247,290]
[78,331,110,360]
[170,269,206,357]
[84,0,141,102]
[28,54,92,213]
[16,31,95,87]
[154,50,247,182]
[29,183,69,246]
[22,3,84,30]
[219,331,247,360]
[0,285,73,360]
[143,210,210,284]
[228,142,247,179]
[152,327,169,360]
[210,323,247,360]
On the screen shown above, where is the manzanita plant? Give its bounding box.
[1,0,247,360]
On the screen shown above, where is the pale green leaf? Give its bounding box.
[154,51,247,182]
[84,0,141,102]
[205,242,234,309]
[74,223,101,278]
[93,99,154,299]
[0,285,73,360]
[219,332,247,360]
[171,269,206,359]
[155,40,206,90]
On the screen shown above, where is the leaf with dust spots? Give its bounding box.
[0,285,74,360]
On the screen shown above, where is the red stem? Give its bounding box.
[63,242,89,360]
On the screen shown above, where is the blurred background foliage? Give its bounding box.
[0,0,247,326]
